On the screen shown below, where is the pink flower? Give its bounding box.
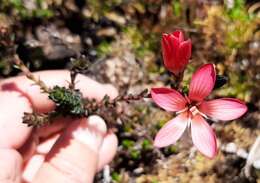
[151,64,247,158]
[162,31,191,75]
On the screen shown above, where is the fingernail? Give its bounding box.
[22,154,45,182]
[72,115,107,152]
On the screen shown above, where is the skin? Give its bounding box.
[0,70,118,183]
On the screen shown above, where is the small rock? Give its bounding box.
[159,4,168,21]
[133,167,144,175]
[23,0,37,10]
[84,37,93,46]
[34,25,82,60]
[225,142,237,153]
[237,148,248,159]
[225,0,234,9]
[244,136,260,178]
[97,27,117,37]
[253,159,260,169]
[105,12,126,25]
[249,41,259,50]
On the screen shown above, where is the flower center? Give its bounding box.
[176,98,207,119]
[189,106,200,116]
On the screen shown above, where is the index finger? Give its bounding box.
[0,70,118,113]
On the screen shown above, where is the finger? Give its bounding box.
[36,134,60,155]
[19,116,70,162]
[97,133,118,171]
[33,115,107,183]
[23,132,117,180]
[36,117,71,139]
[0,91,32,148]
[0,70,118,149]
[22,132,118,182]
[19,116,73,161]
[18,133,38,162]
[22,135,59,183]
[0,148,23,183]
[0,70,118,113]
[22,154,45,183]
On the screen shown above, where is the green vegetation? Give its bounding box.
[196,0,258,54]
[1,0,54,19]
[49,86,85,116]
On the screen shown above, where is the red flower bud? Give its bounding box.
[161,31,191,75]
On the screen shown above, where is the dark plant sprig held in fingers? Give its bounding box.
[16,55,151,127]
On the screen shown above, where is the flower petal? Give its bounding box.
[161,31,190,75]
[172,30,184,42]
[151,88,187,112]
[154,112,188,148]
[199,98,248,121]
[177,39,191,72]
[189,64,216,101]
[179,39,192,62]
[168,34,180,64]
[191,115,217,158]
[162,35,174,70]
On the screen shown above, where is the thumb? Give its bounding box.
[33,115,107,183]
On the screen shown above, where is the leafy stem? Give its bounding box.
[17,56,151,127]
[14,54,50,93]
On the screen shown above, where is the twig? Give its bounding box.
[14,55,49,93]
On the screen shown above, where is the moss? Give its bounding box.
[142,139,152,150]
[172,0,181,17]
[123,26,158,59]
[96,40,113,57]
[111,171,122,182]
[86,0,123,20]
[195,2,258,56]
[1,0,54,20]
[122,139,135,149]
[130,149,141,160]
[215,71,252,101]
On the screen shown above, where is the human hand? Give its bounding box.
[0,70,118,183]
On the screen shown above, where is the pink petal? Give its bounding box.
[189,64,216,102]
[161,31,190,75]
[179,39,192,62]
[199,98,248,121]
[172,30,184,42]
[151,88,187,112]
[154,112,188,148]
[177,39,191,73]
[168,34,180,58]
[191,115,217,158]
[162,36,173,69]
